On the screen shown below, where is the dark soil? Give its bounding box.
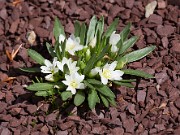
[0,0,180,135]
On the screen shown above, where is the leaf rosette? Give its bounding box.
[21,16,156,109]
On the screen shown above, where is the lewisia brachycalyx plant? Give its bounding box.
[21,16,155,109]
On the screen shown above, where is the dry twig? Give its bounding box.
[6,44,22,62]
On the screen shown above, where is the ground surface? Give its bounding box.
[0,0,180,135]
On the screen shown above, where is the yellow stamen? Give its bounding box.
[102,69,111,79]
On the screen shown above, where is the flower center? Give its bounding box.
[70,80,78,88]
[102,69,111,79]
[67,43,75,50]
[50,67,54,73]
[50,66,57,74]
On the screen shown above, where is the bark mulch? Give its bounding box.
[0,0,180,135]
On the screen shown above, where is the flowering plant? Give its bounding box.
[21,16,155,109]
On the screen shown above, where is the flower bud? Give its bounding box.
[116,60,126,69]
[89,36,97,48]
[96,61,102,67]
[45,73,60,82]
[86,49,91,61]
[79,61,86,70]
[59,34,65,44]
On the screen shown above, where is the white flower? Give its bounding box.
[62,72,85,94]
[40,57,59,81]
[99,61,124,85]
[59,34,65,44]
[89,36,97,48]
[40,57,59,74]
[56,57,79,74]
[65,34,84,55]
[109,31,120,53]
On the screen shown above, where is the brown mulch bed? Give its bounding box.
[0,0,180,134]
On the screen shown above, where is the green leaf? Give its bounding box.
[87,79,102,85]
[61,40,66,58]
[80,23,87,45]
[120,79,136,83]
[27,83,54,91]
[83,53,96,75]
[99,94,109,107]
[74,21,81,37]
[96,16,104,36]
[122,69,154,79]
[84,80,95,89]
[53,17,65,41]
[119,36,138,55]
[28,49,45,65]
[74,90,85,106]
[96,93,100,103]
[19,67,41,73]
[46,42,56,57]
[96,43,109,62]
[116,38,123,50]
[86,16,97,45]
[96,85,115,98]
[61,91,73,101]
[53,82,66,90]
[34,76,43,83]
[120,46,156,63]
[83,81,100,105]
[35,90,54,97]
[104,18,119,37]
[88,89,98,109]
[113,81,134,88]
[95,30,100,51]
[120,22,131,42]
[107,97,116,107]
[54,41,61,60]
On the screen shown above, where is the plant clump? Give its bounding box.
[21,16,155,109]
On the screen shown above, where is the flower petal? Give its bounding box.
[103,63,110,69]
[53,57,58,66]
[68,50,75,55]
[62,80,69,86]
[67,86,76,94]
[53,68,59,73]
[101,76,108,85]
[44,59,52,67]
[67,61,79,74]
[74,72,84,83]
[74,44,84,51]
[64,74,71,82]
[110,70,124,80]
[109,61,117,71]
[40,66,51,73]
[56,61,63,71]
